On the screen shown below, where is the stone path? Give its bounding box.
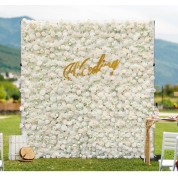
[0,116,9,119]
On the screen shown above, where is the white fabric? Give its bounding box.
[0,160,2,168]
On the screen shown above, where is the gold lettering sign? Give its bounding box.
[63,54,120,80]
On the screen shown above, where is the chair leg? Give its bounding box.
[173,165,175,171]
[0,166,4,171]
[159,165,162,171]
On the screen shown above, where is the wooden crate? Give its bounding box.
[9,135,27,160]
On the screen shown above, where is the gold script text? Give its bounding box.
[63,54,120,80]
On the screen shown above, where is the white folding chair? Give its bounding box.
[0,133,4,171]
[159,132,178,171]
[169,136,178,171]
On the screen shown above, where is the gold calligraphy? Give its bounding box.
[63,54,120,80]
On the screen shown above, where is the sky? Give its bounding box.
[0,5,178,43]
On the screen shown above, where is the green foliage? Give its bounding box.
[173,102,178,108]
[0,81,20,100]
[155,84,178,97]
[163,99,175,108]
[0,74,5,81]
[154,96,178,109]
[164,84,174,96]
[11,92,21,100]
[0,85,7,99]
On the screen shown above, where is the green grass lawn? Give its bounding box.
[159,110,178,113]
[0,114,178,171]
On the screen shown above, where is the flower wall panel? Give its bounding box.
[21,19,155,159]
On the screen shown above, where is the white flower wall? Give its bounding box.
[21,19,155,159]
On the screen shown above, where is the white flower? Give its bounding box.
[50,53,55,59]
[29,33,35,40]
[33,44,39,51]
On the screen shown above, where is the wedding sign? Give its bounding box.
[63,54,120,80]
[21,19,155,159]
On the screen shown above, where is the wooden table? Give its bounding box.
[145,117,178,166]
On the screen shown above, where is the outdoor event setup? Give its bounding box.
[2,19,177,171]
[19,19,155,159]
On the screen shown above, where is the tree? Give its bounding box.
[173,85,178,92]
[5,72,9,78]
[0,85,7,99]
[0,74,5,81]
[12,92,21,100]
[164,84,173,97]
[0,81,20,100]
